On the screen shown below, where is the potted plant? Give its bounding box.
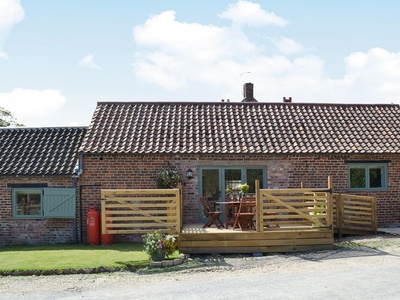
[156,167,182,189]
[143,231,177,261]
[238,183,249,196]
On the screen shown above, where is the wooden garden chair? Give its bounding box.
[200,197,224,229]
[233,196,256,231]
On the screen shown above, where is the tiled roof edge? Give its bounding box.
[96,101,399,107]
[0,126,87,131]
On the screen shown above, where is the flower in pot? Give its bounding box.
[143,231,177,261]
[238,183,249,196]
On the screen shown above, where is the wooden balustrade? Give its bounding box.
[100,185,182,235]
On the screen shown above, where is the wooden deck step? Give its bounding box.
[178,223,334,254]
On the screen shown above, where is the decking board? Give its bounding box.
[178,224,334,254]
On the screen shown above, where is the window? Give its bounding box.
[13,188,42,217]
[348,163,388,190]
[12,187,76,218]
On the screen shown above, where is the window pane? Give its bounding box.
[369,167,383,188]
[350,168,366,188]
[202,169,220,200]
[15,190,42,216]
[246,169,264,193]
[224,169,242,199]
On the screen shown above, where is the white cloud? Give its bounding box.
[270,37,307,55]
[0,88,67,125]
[131,3,400,105]
[78,53,102,70]
[219,0,288,27]
[335,47,400,100]
[0,0,24,59]
[132,10,256,89]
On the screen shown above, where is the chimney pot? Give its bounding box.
[283,97,292,103]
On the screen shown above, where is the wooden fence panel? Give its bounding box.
[333,193,377,237]
[101,188,182,235]
[258,188,332,231]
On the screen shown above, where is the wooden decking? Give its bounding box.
[179,223,334,254]
[99,179,376,254]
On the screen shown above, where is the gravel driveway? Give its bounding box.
[1,233,400,299]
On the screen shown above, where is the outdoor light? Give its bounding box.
[186,168,193,180]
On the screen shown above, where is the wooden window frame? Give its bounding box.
[347,162,388,191]
[12,188,43,219]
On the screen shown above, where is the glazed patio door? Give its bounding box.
[199,167,242,223]
[199,168,221,223]
[199,166,266,224]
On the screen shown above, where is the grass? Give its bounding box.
[0,243,180,272]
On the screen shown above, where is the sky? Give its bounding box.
[1,0,400,128]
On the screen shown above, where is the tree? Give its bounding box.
[0,107,24,127]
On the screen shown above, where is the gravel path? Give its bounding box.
[1,233,400,299]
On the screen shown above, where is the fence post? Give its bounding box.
[371,196,377,234]
[101,200,106,235]
[255,180,262,232]
[177,183,183,232]
[325,176,334,232]
[337,194,344,238]
[327,176,333,191]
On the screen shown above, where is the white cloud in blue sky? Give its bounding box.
[132,9,257,89]
[219,0,289,27]
[78,53,102,70]
[0,0,24,59]
[270,37,308,55]
[1,1,400,127]
[0,88,66,124]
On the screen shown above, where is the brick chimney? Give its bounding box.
[242,83,257,102]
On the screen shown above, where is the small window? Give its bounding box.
[348,163,387,190]
[13,189,43,218]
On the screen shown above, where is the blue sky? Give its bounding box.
[1,0,400,127]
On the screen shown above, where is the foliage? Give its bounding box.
[143,231,177,259]
[225,188,231,196]
[0,107,24,127]
[156,167,182,189]
[238,183,249,195]
[310,205,327,215]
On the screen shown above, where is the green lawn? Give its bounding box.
[0,243,180,272]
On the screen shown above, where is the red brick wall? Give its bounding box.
[78,153,400,242]
[78,154,197,243]
[4,153,397,245]
[0,177,76,246]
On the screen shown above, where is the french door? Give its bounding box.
[198,166,266,223]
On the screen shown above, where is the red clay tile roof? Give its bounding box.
[79,102,400,154]
[0,127,86,176]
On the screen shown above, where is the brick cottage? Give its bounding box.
[77,84,400,243]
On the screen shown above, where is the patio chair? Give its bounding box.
[233,196,256,230]
[200,197,224,229]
